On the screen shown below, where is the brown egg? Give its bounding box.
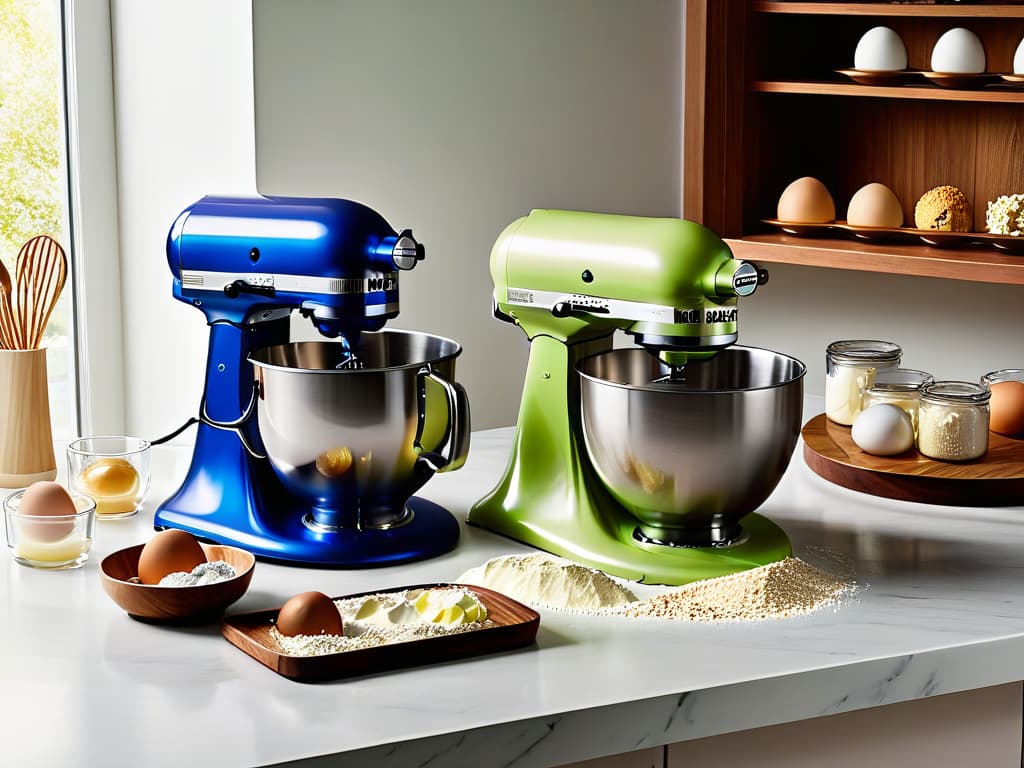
[990,381,1024,436]
[847,183,904,228]
[777,177,836,223]
[276,591,344,637]
[17,481,77,542]
[137,529,207,585]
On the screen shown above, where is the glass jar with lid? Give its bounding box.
[861,368,934,438]
[825,340,902,426]
[917,381,990,462]
[981,369,1024,388]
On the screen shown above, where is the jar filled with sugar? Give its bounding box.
[918,381,990,462]
[825,340,902,426]
[861,368,933,438]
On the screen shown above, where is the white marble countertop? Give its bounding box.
[4,395,1024,768]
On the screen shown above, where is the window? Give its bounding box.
[0,0,77,438]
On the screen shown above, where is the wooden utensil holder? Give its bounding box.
[0,349,57,487]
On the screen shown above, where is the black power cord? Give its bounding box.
[150,417,199,446]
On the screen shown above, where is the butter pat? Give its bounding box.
[351,590,486,627]
[413,588,487,625]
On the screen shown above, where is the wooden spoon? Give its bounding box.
[0,284,17,349]
[0,259,18,349]
[13,236,67,350]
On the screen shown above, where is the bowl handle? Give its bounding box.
[414,367,471,473]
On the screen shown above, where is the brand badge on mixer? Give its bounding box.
[674,307,738,325]
[704,307,738,324]
[366,273,397,292]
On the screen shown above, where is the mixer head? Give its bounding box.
[490,209,766,365]
[167,195,424,345]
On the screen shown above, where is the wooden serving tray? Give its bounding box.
[221,584,540,682]
[802,413,1024,506]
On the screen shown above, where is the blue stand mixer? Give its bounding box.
[155,195,468,566]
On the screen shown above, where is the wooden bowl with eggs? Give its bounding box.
[100,542,255,624]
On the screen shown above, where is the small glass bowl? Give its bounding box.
[4,490,96,570]
[981,369,1024,388]
[67,436,151,519]
[861,368,934,438]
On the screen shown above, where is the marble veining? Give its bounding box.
[5,397,1024,767]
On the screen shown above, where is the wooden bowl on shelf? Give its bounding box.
[835,68,920,87]
[100,543,255,624]
[920,71,1002,89]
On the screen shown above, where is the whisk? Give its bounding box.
[12,235,67,350]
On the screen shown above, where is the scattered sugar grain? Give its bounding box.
[623,557,855,622]
[798,545,858,581]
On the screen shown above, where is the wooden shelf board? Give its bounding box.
[726,233,1024,285]
[754,2,1024,18]
[752,79,1024,103]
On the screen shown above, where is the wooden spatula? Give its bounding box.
[13,235,67,350]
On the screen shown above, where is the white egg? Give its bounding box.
[851,404,915,457]
[854,27,908,72]
[931,28,986,74]
[1014,36,1024,75]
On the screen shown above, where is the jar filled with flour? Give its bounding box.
[825,340,902,425]
[918,381,990,462]
[861,368,934,438]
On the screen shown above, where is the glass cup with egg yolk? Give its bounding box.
[67,437,151,519]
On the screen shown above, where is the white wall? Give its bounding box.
[109,1,1019,436]
[741,266,1024,396]
[252,0,684,429]
[110,0,256,439]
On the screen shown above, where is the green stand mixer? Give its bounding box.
[468,210,806,585]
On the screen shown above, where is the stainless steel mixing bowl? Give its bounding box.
[249,330,469,531]
[577,346,805,546]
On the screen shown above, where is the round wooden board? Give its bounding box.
[801,413,1024,507]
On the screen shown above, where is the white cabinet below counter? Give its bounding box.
[572,684,1022,768]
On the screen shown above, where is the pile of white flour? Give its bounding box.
[457,552,637,611]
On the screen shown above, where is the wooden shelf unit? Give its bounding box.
[684,0,1024,283]
[727,234,1024,285]
[753,3,1024,18]
[752,79,1024,103]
